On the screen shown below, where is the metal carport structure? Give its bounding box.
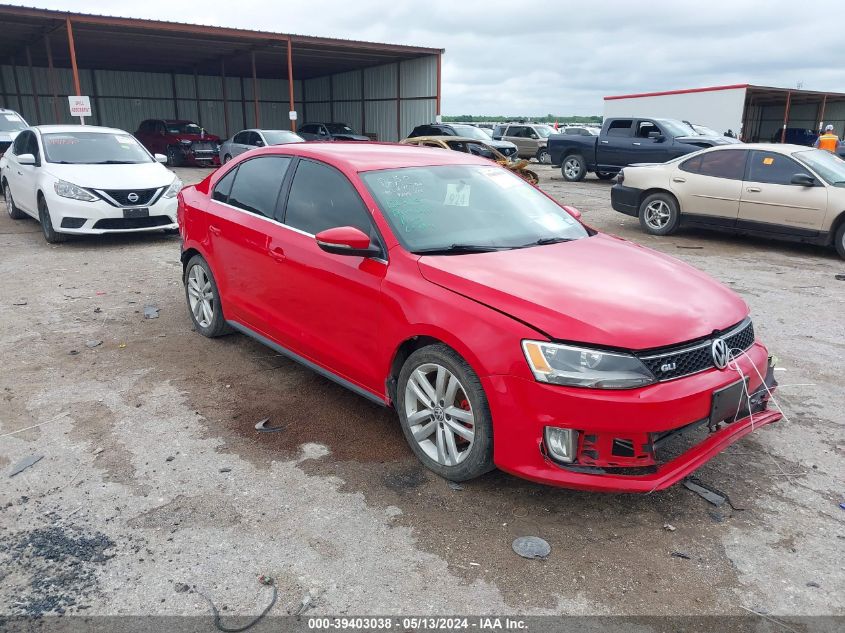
[0,4,443,141]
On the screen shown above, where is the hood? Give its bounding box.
[0,131,21,143]
[417,233,748,350]
[487,139,517,150]
[43,161,175,189]
[675,135,739,146]
[173,133,220,142]
[333,134,370,141]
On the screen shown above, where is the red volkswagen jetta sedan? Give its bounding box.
[177,143,781,492]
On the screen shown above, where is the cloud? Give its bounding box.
[6,0,840,115]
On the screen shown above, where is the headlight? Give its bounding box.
[522,340,655,389]
[163,176,183,199]
[54,180,97,202]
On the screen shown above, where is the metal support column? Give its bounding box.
[44,34,60,123]
[66,17,81,96]
[395,62,401,141]
[9,57,23,115]
[25,47,41,123]
[286,36,295,132]
[220,60,230,138]
[251,50,260,127]
[436,52,442,120]
[780,91,792,144]
[818,94,828,131]
[171,72,179,119]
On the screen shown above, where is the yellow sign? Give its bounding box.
[763,157,774,165]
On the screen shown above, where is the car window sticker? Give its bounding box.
[444,182,471,207]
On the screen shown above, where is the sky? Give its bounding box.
[5,0,842,116]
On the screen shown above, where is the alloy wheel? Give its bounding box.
[404,363,475,467]
[644,200,672,230]
[538,149,550,164]
[563,157,580,179]
[187,264,214,328]
[4,185,12,217]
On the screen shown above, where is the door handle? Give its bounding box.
[632,142,641,146]
[270,247,286,262]
[209,225,222,236]
[600,140,609,144]
[746,187,761,193]
[672,177,686,183]
[17,171,23,176]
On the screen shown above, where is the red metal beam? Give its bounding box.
[66,17,81,96]
[780,90,792,143]
[287,36,295,132]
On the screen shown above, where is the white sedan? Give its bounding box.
[1,125,181,243]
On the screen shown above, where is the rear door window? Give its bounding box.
[233,131,248,144]
[283,159,374,237]
[606,119,633,137]
[680,150,748,180]
[226,156,292,217]
[746,150,815,185]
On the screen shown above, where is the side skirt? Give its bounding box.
[227,320,388,407]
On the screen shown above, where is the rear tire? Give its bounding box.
[166,145,181,167]
[536,148,550,164]
[397,344,494,482]
[184,255,232,337]
[3,181,26,219]
[834,221,845,259]
[38,196,68,243]
[639,192,680,236]
[223,154,232,164]
[561,154,586,181]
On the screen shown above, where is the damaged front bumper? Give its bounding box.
[484,342,781,493]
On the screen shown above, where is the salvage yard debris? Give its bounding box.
[512,536,551,560]
[85,339,103,348]
[9,454,44,477]
[143,305,160,319]
[195,576,278,632]
[254,417,284,432]
[683,477,744,510]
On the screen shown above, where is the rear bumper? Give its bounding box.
[611,184,642,217]
[484,342,781,493]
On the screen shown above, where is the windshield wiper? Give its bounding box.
[414,243,511,255]
[516,236,576,248]
[90,160,140,164]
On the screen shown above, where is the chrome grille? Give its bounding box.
[99,188,160,207]
[638,319,755,382]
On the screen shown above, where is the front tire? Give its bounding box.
[397,344,494,481]
[38,196,67,243]
[639,192,680,236]
[184,255,232,337]
[4,181,26,219]
[223,154,232,164]
[834,221,845,259]
[561,154,586,181]
[166,146,181,167]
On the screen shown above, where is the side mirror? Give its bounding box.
[791,173,816,186]
[562,205,582,221]
[154,153,168,163]
[315,226,381,257]
[255,140,265,147]
[647,131,664,141]
[17,153,36,166]
[529,133,539,139]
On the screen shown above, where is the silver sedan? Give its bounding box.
[219,129,304,163]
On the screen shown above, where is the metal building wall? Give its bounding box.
[299,55,438,142]
[1,64,303,138]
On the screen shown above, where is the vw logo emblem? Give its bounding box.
[127,192,139,203]
[711,338,730,370]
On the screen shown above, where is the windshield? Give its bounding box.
[794,149,845,186]
[451,125,491,141]
[262,130,304,145]
[0,112,27,133]
[692,124,720,136]
[325,123,355,134]
[166,122,203,135]
[535,126,554,138]
[361,164,589,253]
[657,119,697,137]
[43,132,152,164]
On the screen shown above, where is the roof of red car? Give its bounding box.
[268,141,492,172]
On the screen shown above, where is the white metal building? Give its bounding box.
[604,84,845,142]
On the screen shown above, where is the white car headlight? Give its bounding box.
[163,176,183,199]
[522,340,655,389]
[54,180,97,202]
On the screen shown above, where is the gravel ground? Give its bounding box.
[0,163,842,621]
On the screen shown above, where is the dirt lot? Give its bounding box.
[1,164,843,621]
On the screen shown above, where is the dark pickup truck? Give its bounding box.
[548,117,736,181]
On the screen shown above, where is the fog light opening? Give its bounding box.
[544,427,579,464]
